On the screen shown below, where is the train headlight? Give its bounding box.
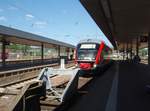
[75,63,79,67]
[93,64,97,68]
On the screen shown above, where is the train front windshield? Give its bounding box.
[77,43,99,61]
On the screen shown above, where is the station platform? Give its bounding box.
[61,61,150,111]
[0,59,72,71]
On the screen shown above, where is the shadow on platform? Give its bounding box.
[56,61,150,111]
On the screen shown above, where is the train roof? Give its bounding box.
[78,39,112,49]
[78,39,103,44]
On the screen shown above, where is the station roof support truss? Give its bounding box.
[80,0,150,50]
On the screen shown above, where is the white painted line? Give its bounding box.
[105,62,119,111]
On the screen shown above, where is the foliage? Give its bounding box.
[8,44,31,55]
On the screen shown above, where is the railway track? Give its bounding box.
[0,61,76,111]
[0,58,59,65]
[0,61,94,111]
[40,73,93,111]
[0,61,74,87]
[5,66,76,90]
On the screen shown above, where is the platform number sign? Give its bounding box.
[140,36,148,43]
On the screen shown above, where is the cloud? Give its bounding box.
[8,6,18,10]
[0,9,4,12]
[0,16,7,21]
[26,14,34,18]
[25,14,34,20]
[34,21,47,25]
[33,21,48,28]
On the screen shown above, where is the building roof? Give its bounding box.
[0,25,75,48]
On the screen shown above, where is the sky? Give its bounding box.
[0,0,113,47]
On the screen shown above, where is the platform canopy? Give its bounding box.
[80,0,150,50]
[0,25,75,48]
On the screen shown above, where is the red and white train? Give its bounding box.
[75,39,112,71]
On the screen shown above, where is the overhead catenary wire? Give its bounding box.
[8,3,49,27]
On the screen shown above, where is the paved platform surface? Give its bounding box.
[59,61,150,111]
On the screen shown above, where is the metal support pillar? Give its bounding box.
[148,33,150,65]
[123,50,125,60]
[126,42,128,60]
[130,41,133,59]
[58,46,60,58]
[2,40,6,67]
[123,44,125,60]
[41,44,44,62]
[136,37,139,56]
[67,47,69,60]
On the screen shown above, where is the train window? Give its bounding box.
[77,50,97,60]
[77,43,100,61]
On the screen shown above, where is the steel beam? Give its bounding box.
[58,46,60,58]
[136,37,139,56]
[126,42,128,60]
[1,39,6,67]
[130,40,133,59]
[41,43,44,62]
[123,43,125,60]
[148,33,150,65]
